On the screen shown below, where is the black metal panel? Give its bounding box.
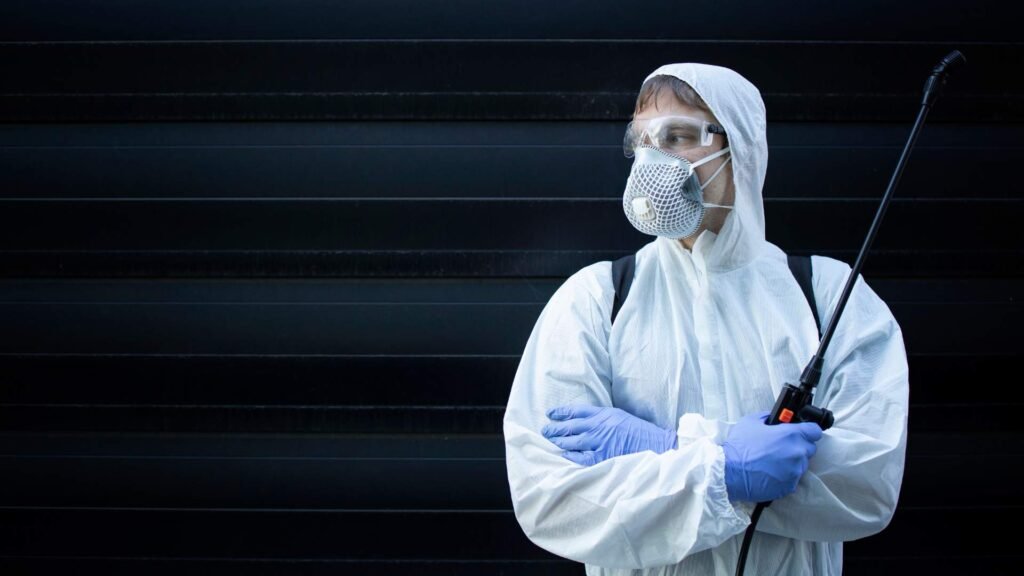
[0,432,504,459]
[0,41,1012,121]
[1,126,1020,200]
[0,199,1017,251]
[0,446,1016,510]
[0,277,1018,304]
[0,556,1017,576]
[0,404,1019,434]
[0,278,564,303]
[0,507,1017,559]
[0,405,504,434]
[0,355,521,404]
[0,431,1017,573]
[845,558,1020,574]
[1,0,1017,42]
[2,248,1021,279]
[843,508,1024,557]
[0,300,1018,355]
[0,457,510,510]
[0,556,1015,576]
[1,352,1019,406]
[0,1,1018,573]
[5,42,1009,95]
[8,91,1017,122]
[0,509,545,559]
[1,431,1017,460]
[0,302,542,355]
[3,121,1020,150]
[0,558,577,576]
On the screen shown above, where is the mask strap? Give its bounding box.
[691,146,731,169]
[698,153,732,190]
[702,200,734,211]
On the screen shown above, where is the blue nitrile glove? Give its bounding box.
[541,404,678,466]
[721,410,824,503]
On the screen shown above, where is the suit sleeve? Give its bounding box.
[503,265,750,569]
[757,257,909,541]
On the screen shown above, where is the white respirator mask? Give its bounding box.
[622,145,732,239]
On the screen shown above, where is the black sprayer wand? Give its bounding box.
[734,50,966,576]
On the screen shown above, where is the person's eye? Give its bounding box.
[667,129,697,143]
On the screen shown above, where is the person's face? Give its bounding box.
[633,90,734,241]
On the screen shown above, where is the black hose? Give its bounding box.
[734,502,766,576]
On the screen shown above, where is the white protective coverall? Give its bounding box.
[503,63,909,575]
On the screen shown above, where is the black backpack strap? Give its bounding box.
[610,254,636,326]
[611,253,818,336]
[787,255,821,338]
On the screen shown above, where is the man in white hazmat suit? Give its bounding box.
[503,63,909,575]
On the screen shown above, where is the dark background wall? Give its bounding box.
[1,1,1021,574]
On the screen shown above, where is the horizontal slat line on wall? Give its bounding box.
[0,559,576,576]
[0,432,1015,457]
[0,504,1011,512]
[0,508,1016,558]
[3,145,1021,200]
[0,198,1011,203]
[0,405,503,434]
[2,122,1017,148]
[0,301,1018,354]
[0,405,1018,434]
[0,299,1017,343]
[0,353,523,357]
[8,198,1008,203]
[1,143,1015,149]
[1,354,1019,405]
[0,403,998,410]
[0,200,1017,250]
[0,278,1019,303]
[2,507,517,512]
[0,558,1012,576]
[0,559,1014,576]
[0,557,568,567]
[841,558,1020,574]
[0,0,1016,42]
[0,39,1015,45]
[1,197,1015,202]
[0,40,1007,121]
[0,352,1012,358]
[0,433,508,459]
[1,249,1020,278]
[0,557,570,564]
[0,558,1017,576]
[2,93,1009,123]
[1,42,1009,94]
[0,555,1001,562]
[0,405,508,410]
[0,355,519,404]
[0,509,545,559]
[0,453,1013,509]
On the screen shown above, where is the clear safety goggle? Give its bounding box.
[623,115,727,158]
